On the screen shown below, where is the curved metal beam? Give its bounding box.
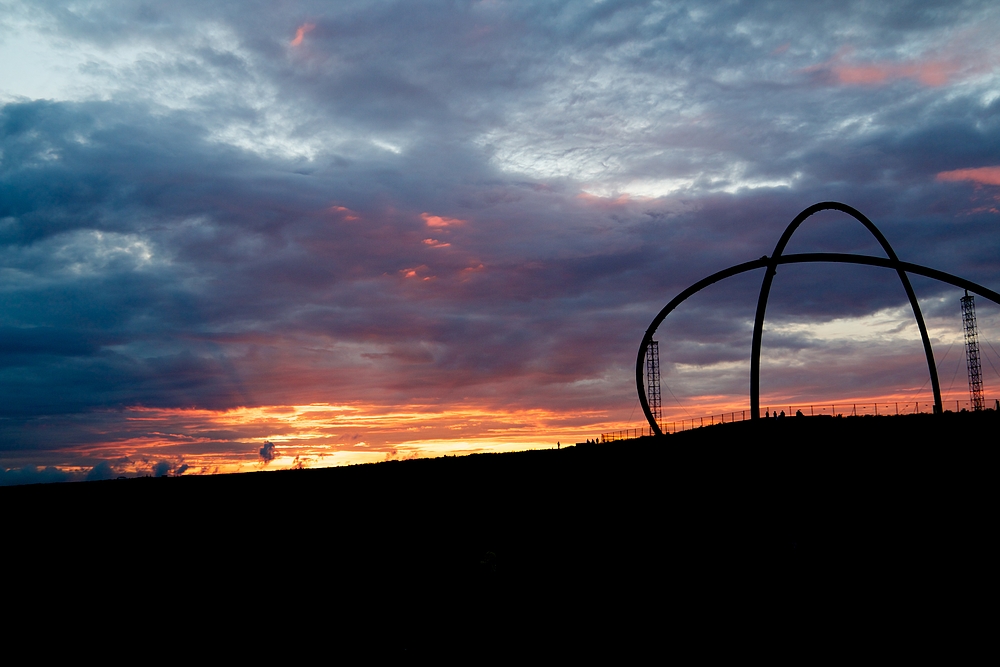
[636,251,1000,435]
[749,203,941,418]
[636,257,769,435]
[779,254,1000,305]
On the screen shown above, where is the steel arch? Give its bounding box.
[636,203,1000,435]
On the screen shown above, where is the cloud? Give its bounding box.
[0,465,74,486]
[803,48,960,87]
[86,461,117,481]
[421,213,466,228]
[290,23,315,47]
[259,441,277,464]
[937,166,1000,186]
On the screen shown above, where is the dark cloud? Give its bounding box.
[258,441,276,464]
[0,465,74,486]
[85,460,117,481]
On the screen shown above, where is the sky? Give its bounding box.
[2,0,1000,484]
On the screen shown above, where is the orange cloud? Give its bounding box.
[459,263,485,279]
[399,265,434,280]
[329,205,359,220]
[936,166,1000,186]
[291,23,315,47]
[421,212,466,227]
[106,403,602,472]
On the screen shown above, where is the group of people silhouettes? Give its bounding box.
[765,409,806,418]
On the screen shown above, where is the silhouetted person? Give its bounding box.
[795,409,803,417]
[557,441,561,449]
[765,410,769,418]
[779,410,785,418]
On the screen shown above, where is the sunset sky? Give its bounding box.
[2,1,1000,484]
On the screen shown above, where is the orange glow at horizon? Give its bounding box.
[33,403,623,476]
[291,23,315,47]
[12,381,996,479]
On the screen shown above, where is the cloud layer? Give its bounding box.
[2,1,1000,481]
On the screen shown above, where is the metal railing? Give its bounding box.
[600,427,657,442]
[601,397,998,441]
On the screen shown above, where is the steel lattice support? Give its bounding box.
[961,290,985,411]
[646,340,662,428]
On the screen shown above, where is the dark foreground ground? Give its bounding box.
[5,411,998,657]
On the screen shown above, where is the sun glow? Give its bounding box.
[44,403,621,477]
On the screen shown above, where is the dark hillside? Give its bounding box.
[6,411,997,656]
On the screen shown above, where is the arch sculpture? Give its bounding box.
[636,202,1000,435]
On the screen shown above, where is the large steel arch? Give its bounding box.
[636,203,1000,435]
[751,202,938,419]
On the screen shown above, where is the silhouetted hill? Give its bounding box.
[6,411,997,657]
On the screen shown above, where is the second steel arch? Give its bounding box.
[750,202,940,419]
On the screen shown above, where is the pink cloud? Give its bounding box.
[421,212,467,227]
[422,238,451,248]
[329,205,359,220]
[834,61,955,86]
[803,47,960,87]
[290,23,315,47]
[937,166,1000,186]
[456,264,485,283]
[399,265,434,280]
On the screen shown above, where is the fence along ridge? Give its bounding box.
[600,397,999,442]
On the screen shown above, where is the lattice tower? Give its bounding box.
[646,340,662,427]
[961,290,985,411]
